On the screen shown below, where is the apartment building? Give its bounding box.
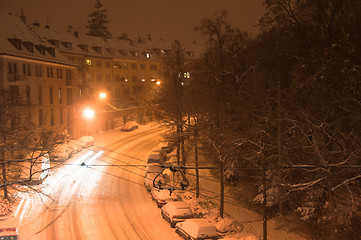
[0,13,79,140]
[0,13,202,139]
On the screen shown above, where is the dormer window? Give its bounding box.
[47,39,60,48]
[78,44,88,52]
[92,46,102,54]
[8,38,22,50]
[22,41,34,52]
[106,48,115,55]
[34,44,46,55]
[118,50,127,56]
[131,51,139,57]
[61,42,72,50]
[142,52,150,58]
[187,51,195,57]
[46,47,56,57]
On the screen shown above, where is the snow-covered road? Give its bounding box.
[14,124,182,240]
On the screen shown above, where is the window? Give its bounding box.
[86,73,93,81]
[39,109,43,126]
[140,64,145,70]
[57,69,63,78]
[86,59,92,66]
[105,75,111,81]
[96,60,102,67]
[13,63,18,74]
[59,88,62,104]
[26,86,30,104]
[38,86,42,105]
[66,69,72,80]
[47,67,53,78]
[114,75,120,82]
[23,64,27,74]
[184,72,191,79]
[105,61,111,68]
[131,63,137,69]
[50,109,54,126]
[67,88,73,106]
[96,74,102,81]
[50,87,53,104]
[150,64,157,71]
[27,64,31,76]
[8,62,12,74]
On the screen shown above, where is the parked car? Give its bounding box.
[147,151,165,164]
[50,144,74,162]
[121,121,139,131]
[175,218,219,240]
[0,227,20,239]
[144,163,163,191]
[22,151,50,183]
[151,189,178,208]
[161,201,195,227]
[158,141,174,153]
[67,139,83,153]
[144,172,165,191]
[151,145,167,162]
[77,136,95,148]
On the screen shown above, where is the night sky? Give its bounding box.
[0,0,264,42]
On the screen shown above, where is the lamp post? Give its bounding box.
[83,107,95,135]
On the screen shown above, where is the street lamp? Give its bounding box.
[83,107,95,120]
[99,92,106,99]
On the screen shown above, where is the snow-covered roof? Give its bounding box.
[0,13,75,66]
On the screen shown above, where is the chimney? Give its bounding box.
[74,31,79,38]
[20,9,26,23]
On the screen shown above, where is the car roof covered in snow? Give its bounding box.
[179,218,218,239]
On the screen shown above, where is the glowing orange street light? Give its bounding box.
[99,92,106,99]
[156,81,161,85]
[83,107,95,120]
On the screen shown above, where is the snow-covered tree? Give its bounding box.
[86,0,112,40]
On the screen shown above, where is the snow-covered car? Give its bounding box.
[161,201,195,227]
[158,141,174,153]
[50,144,74,161]
[121,121,139,131]
[175,218,219,240]
[22,151,50,183]
[144,163,164,191]
[147,152,163,164]
[77,136,95,148]
[67,139,83,153]
[0,227,20,239]
[151,189,178,208]
[151,145,167,162]
[144,172,165,192]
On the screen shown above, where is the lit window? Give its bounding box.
[146,53,150,58]
[184,72,190,79]
[86,59,92,66]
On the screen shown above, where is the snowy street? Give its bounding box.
[3,124,182,239]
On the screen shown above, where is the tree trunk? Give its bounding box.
[220,159,224,218]
[195,142,199,198]
[1,153,8,199]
